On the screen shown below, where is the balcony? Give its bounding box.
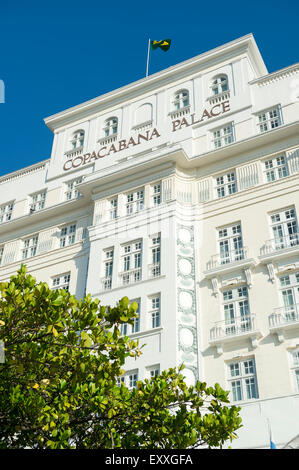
[207,90,230,106]
[261,233,299,256]
[148,263,161,278]
[205,247,256,279]
[64,146,83,159]
[131,120,153,133]
[101,276,112,291]
[97,134,118,146]
[119,268,142,286]
[207,247,248,270]
[209,314,262,354]
[269,304,299,342]
[168,105,191,120]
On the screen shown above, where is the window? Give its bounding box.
[65,177,83,201]
[121,299,141,335]
[22,235,38,259]
[104,117,118,137]
[147,365,160,379]
[149,294,161,329]
[222,286,251,335]
[212,123,234,149]
[0,202,13,223]
[71,130,84,149]
[117,370,139,389]
[117,376,125,387]
[126,189,144,215]
[0,246,4,265]
[215,172,237,198]
[218,223,244,264]
[151,182,161,206]
[290,349,299,391]
[120,240,142,285]
[270,207,298,250]
[102,248,114,290]
[60,224,76,247]
[29,191,46,213]
[108,197,118,220]
[257,106,281,133]
[52,273,71,291]
[131,300,140,333]
[211,75,229,96]
[263,155,288,182]
[279,272,299,321]
[149,234,161,278]
[128,371,138,389]
[173,89,189,110]
[227,358,258,402]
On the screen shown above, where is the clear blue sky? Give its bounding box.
[0,0,298,176]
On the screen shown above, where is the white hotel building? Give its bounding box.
[1,34,299,449]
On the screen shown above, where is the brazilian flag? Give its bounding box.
[151,39,171,52]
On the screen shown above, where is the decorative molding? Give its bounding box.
[244,268,252,287]
[176,224,198,384]
[0,160,49,185]
[211,277,219,296]
[266,262,275,282]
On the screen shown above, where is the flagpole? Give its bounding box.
[146,38,150,77]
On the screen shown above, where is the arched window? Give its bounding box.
[211,75,229,96]
[173,89,189,110]
[104,117,118,137]
[135,103,153,124]
[71,130,85,150]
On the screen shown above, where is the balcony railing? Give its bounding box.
[168,105,191,120]
[64,146,83,158]
[207,90,231,106]
[119,268,142,286]
[261,233,299,255]
[269,304,299,328]
[97,134,118,146]
[206,247,248,270]
[148,263,161,278]
[101,276,112,291]
[210,314,257,341]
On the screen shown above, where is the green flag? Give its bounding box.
[151,39,171,52]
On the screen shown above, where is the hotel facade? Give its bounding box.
[1,34,299,448]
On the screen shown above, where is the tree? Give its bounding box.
[0,265,242,449]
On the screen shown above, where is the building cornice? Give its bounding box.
[0,159,50,184]
[44,34,267,132]
[249,62,299,86]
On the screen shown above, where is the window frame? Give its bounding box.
[211,74,229,96]
[0,201,14,223]
[217,223,244,264]
[215,171,237,198]
[257,106,282,133]
[64,177,83,201]
[125,188,144,215]
[21,234,39,260]
[269,207,298,250]
[211,122,234,149]
[263,154,288,183]
[289,349,299,391]
[173,89,190,111]
[29,190,46,213]
[120,240,143,286]
[59,223,76,248]
[104,117,118,137]
[227,357,259,402]
[149,294,161,329]
[52,272,71,292]
[71,129,85,150]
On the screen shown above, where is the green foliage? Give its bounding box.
[0,265,242,449]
